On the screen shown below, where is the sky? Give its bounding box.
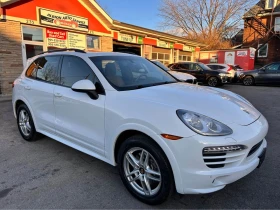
[96,0,162,30]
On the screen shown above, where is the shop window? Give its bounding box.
[158,53,164,60]
[152,53,158,59]
[87,35,100,50]
[22,26,43,42]
[165,54,170,60]
[187,56,191,61]
[258,44,268,57]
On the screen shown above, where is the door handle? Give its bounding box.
[54,93,62,97]
[24,86,31,90]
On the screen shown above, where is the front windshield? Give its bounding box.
[198,63,212,70]
[151,60,170,71]
[90,56,177,91]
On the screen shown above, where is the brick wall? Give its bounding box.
[0,20,23,95]
[243,15,280,65]
[101,36,113,52]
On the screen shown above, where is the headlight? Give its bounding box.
[235,94,253,106]
[176,110,233,136]
[219,73,227,77]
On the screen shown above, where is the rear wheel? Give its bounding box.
[243,76,254,86]
[207,77,219,87]
[17,104,41,141]
[117,135,174,205]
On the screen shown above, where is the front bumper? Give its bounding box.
[165,114,268,194]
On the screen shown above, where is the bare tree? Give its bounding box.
[159,0,258,49]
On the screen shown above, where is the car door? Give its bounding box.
[53,55,105,155]
[258,63,280,84]
[23,55,61,134]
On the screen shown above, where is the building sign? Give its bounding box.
[183,45,195,52]
[118,33,137,43]
[237,51,247,57]
[225,52,235,65]
[157,41,174,48]
[158,40,169,48]
[46,28,67,48]
[68,32,86,50]
[39,8,88,32]
[138,37,144,44]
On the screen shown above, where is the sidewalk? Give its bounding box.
[0,95,12,103]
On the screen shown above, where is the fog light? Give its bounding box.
[203,145,247,153]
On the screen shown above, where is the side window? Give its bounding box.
[26,58,41,79]
[60,56,98,88]
[36,56,60,83]
[266,63,280,71]
[180,64,189,70]
[26,56,60,83]
[195,64,203,71]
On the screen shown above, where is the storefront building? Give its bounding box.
[0,0,203,95]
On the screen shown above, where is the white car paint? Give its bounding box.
[168,70,196,82]
[13,52,268,195]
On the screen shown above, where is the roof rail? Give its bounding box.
[37,48,86,55]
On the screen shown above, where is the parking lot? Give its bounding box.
[0,84,279,209]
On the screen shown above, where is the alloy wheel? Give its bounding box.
[243,76,253,86]
[18,109,31,136]
[208,77,218,87]
[123,147,162,196]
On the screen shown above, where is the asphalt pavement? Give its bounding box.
[0,84,279,209]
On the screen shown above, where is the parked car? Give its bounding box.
[206,63,236,79]
[169,62,230,87]
[151,60,197,84]
[13,50,268,205]
[231,64,244,76]
[239,62,280,86]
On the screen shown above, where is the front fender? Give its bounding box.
[105,122,184,194]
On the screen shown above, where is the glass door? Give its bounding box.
[21,25,46,68]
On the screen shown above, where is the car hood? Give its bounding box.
[127,83,260,126]
[169,71,196,81]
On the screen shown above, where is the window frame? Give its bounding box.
[25,55,62,85]
[265,0,276,9]
[258,44,268,57]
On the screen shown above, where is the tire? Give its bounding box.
[207,77,219,87]
[243,75,254,86]
[117,135,174,205]
[17,104,41,141]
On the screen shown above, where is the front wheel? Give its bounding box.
[207,77,219,87]
[117,135,174,205]
[243,76,255,86]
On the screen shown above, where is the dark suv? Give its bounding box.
[169,62,230,87]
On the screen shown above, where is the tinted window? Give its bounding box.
[60,56,98,88]
[90,56,176,91]
[26,58,41,79]
[266,63,280,71]
[36,56,60,83]
[26,56,60,83]
[198,63,212,70]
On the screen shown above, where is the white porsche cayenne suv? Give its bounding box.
[12,50,268,205]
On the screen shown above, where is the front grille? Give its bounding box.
[203,145,247,169]
[248,140,263,157]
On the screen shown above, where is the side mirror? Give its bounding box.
[71,79,99,100]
